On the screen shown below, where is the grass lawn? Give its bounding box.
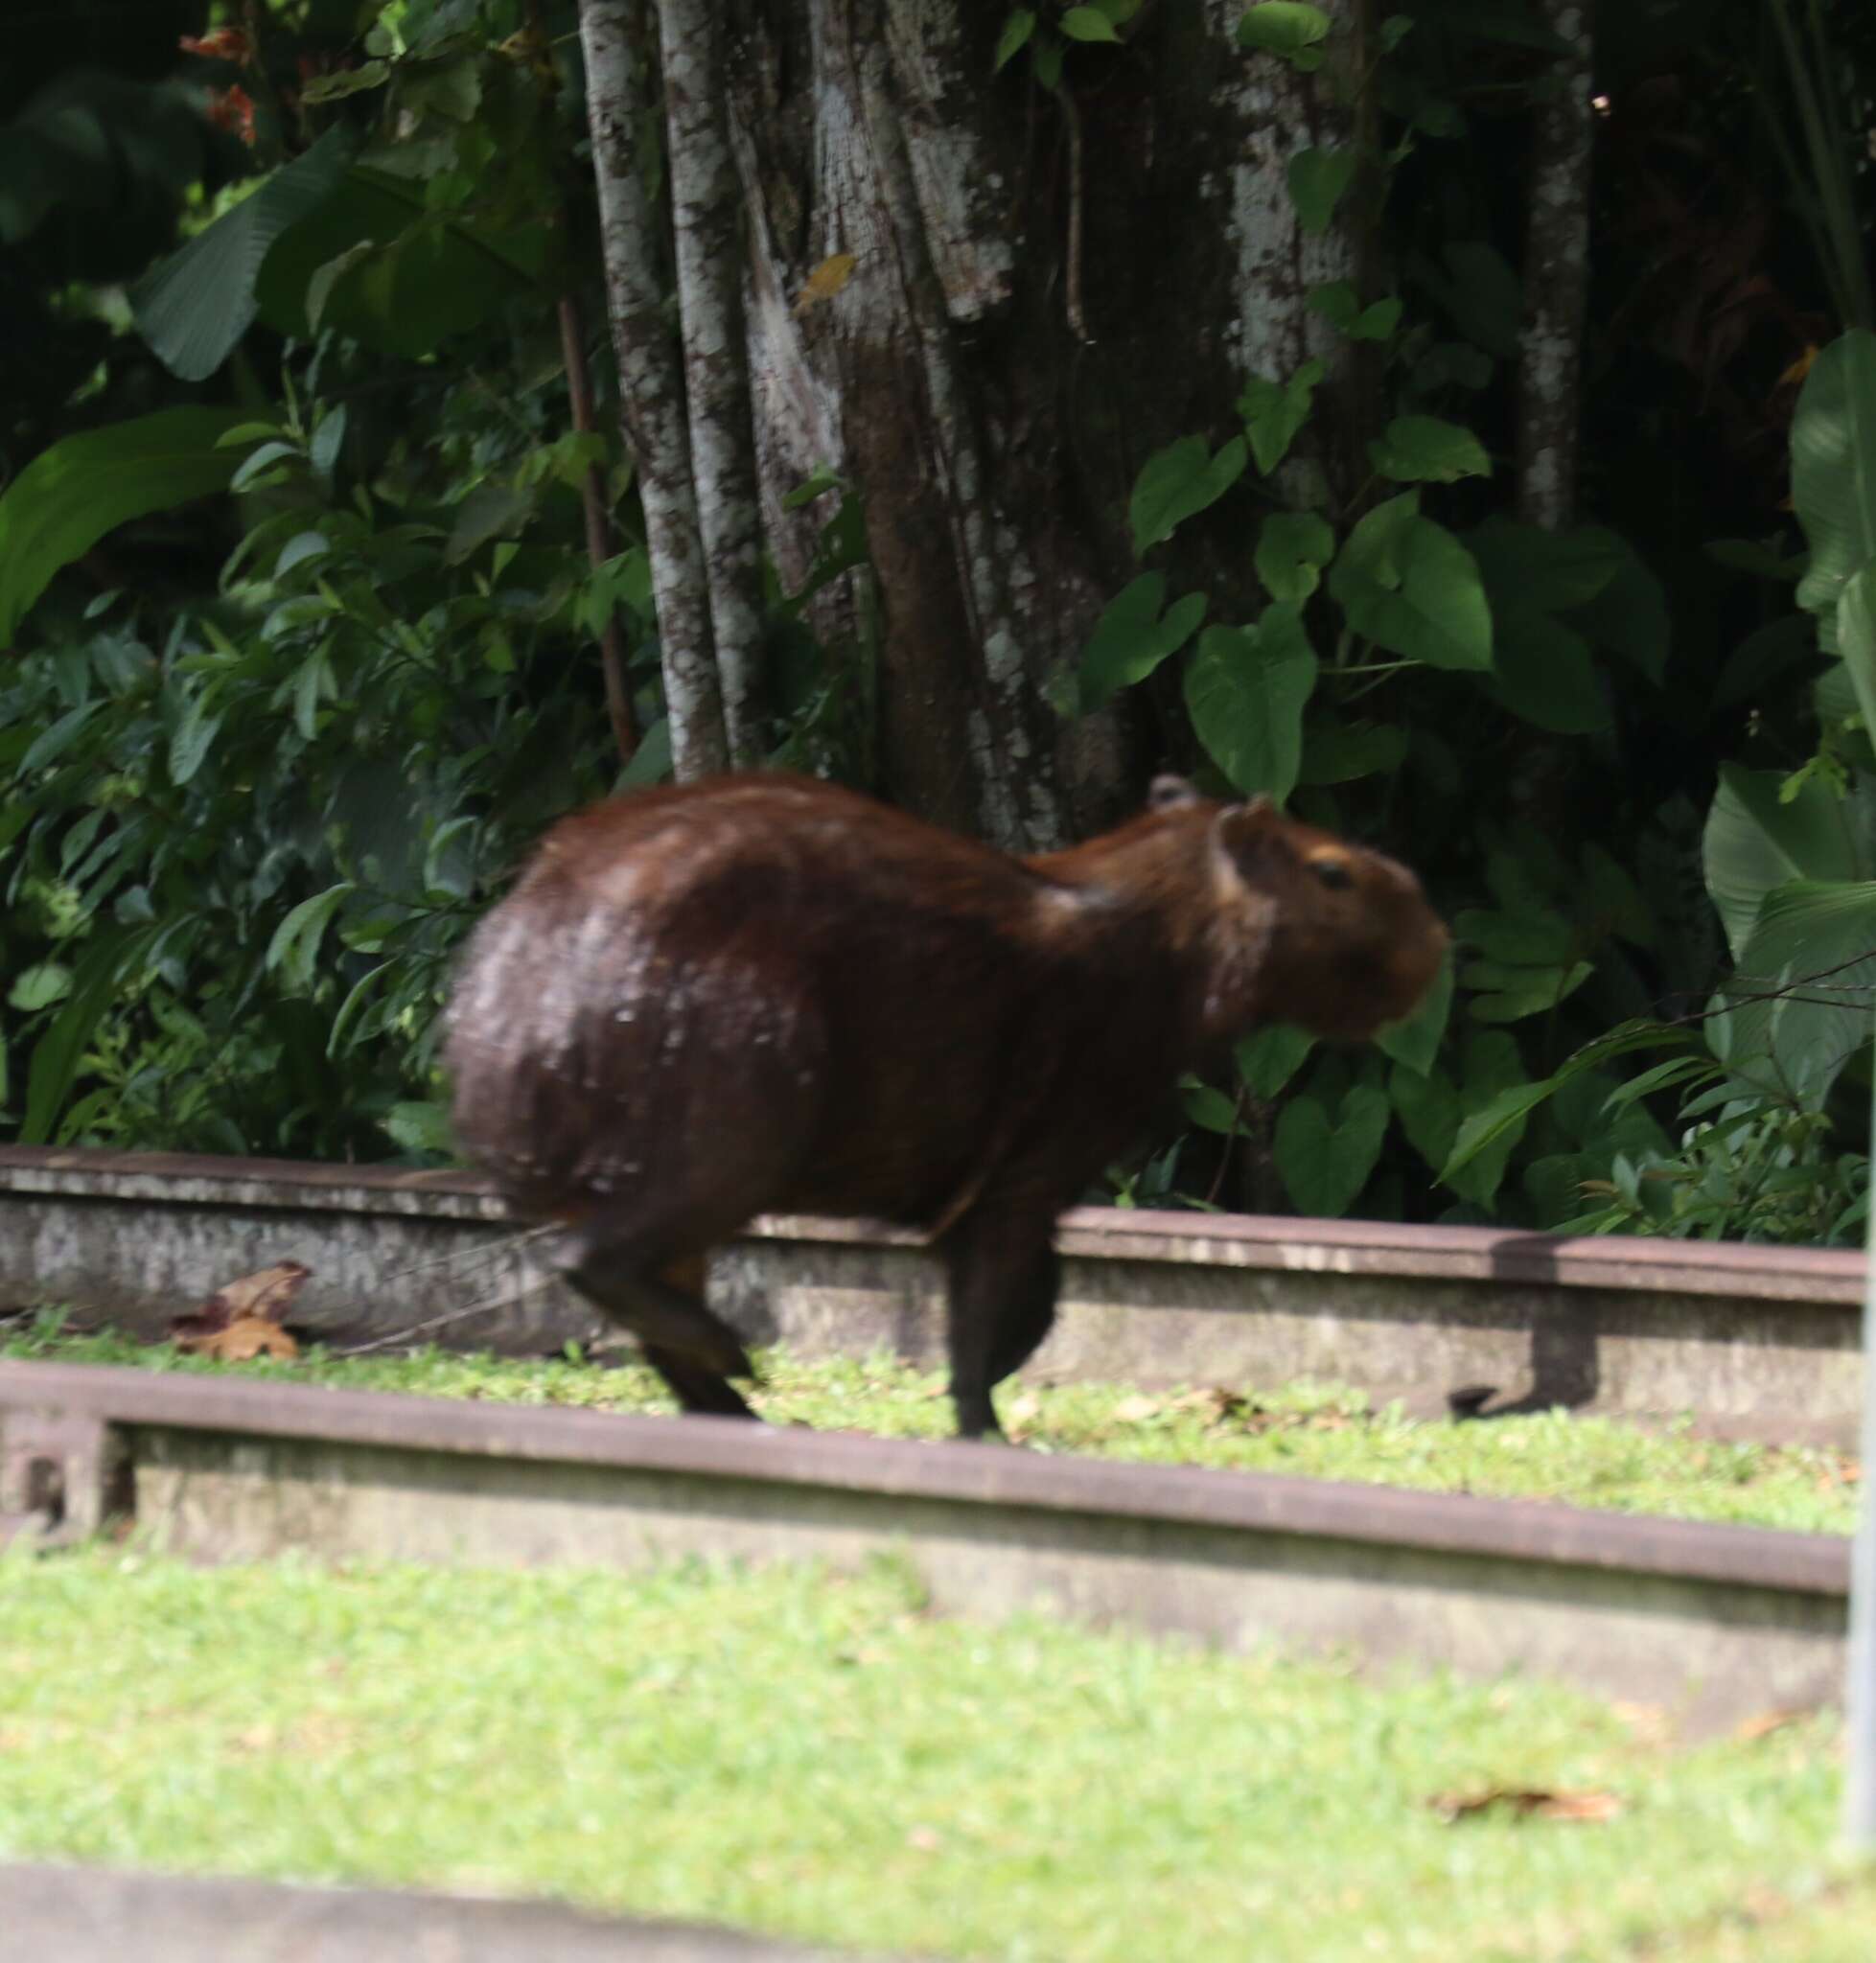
[0,1547,1864,1963]
[3,1313,1860,1535]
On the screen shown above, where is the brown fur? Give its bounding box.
[445,772,1446,1436]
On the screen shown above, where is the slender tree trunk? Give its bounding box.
[1516,0,1596,530]
[557,292,637,767]
[578,0,729,779]
[656,0,768,762]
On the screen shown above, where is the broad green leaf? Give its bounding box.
[1711,612,1816,710]
[1490,615,1609,733]
[256,168,551,358]
[1286,148,1355,236]
[266,883,356,994]
[1331,504,1493,671]
[1275,1083,1389,1215]
[1297,716,1406,785]
[1129,435,1247,555]
[19,704,99,774]
[1579,844,1656,950]
[1559,540,1670,683]
[1182,1083,1241,1132]
[1238,360,1322,476]
[1235,1024,1315,1098]
[1792,330,1876,623]
[1466,519,1626,615]
[1238,2,1332,57]
[1836,563,1876,745]
[1185,605,1318,802]
[1255,510,1335,603]
[131,126,359,381]
[619,716,674,790]
[168,692,224,788]
[1307,284,1401,342]
[21,923,161,1144]
[1390,1061,1460,1173]
[1061,6,1122,41]
[1437,1078,1553,1189]
[383,1100,455,1154]
[1374,951,1453,1076]
[1708,878,1876,1108]
[1078,575,1209,711]
[1464,958,1592,1023]
[1702,762,1876,959]
[9,962,71,1012]
[1423,239,1522,359]
[1453,908,1575,965]
[994,8,1037,69]
[1368,415,1492,484]
[0,408,257,648]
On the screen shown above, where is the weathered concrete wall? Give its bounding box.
[0,1147,1864,1442]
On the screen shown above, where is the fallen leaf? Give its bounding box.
[172,1259,311,1341]
[1734,1708,1804,1743]
[795,252,857,314]
[1430,1787,1623,1824]
[181,1316,299,1362]
[1113,1394,1163,1423]
[1004,1392,1040,1425]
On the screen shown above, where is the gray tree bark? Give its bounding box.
[579,0,729,780]
[656,0,768,763]
[1515,0,1596,531]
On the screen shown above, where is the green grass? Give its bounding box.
[0,1547,1863,1963]
[4,1311,1860,1535]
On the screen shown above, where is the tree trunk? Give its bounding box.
[579,0,729,780]
[656,0,768,762]
[1516,0,1595,531]
[712,0,1360,846]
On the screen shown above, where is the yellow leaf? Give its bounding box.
[796,253,857,315]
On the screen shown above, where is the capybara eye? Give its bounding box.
[1311,858,1355,890]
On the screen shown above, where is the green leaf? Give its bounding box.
[1182,1082,1242,1133]
[9,962,72,1012]
[19,704,100,774]
[1490,615,1609,734]
[1308,284,1404,341]
[1368,415,1492,484]
[1129,435,1247,555]
[1708,878,1876,1109]
[1234,1024,1315,1098]
[1437,1078,1553,1188]
[1238,360,1323,476]
[1061,6,1122,41]
[131,126,359,381]
[1389,1061,1460,1173]
[619,717,674,790]
[167,692,224,789]
[1238,2,1332,57]
[994,8,1037,69]
[383,1100,455,1154]
[1274,1083,1389,1216]
[1792,330,1876,625]
[1185,605,1319,802]
[1255,511,1335,604]
[1297,716,1406,785]
[0,408,257,648]
[1077,574,1208,711]
[266,883,356,994]
[1454,908,1575,965]
[1374,951,1452,1075]
[1702,763,1876,960]
[21,924,161,1144]
[1423,240,1522,359]
[1836,564,1876,746]
[1286,148,1356,236]
[1465,959,1593,1023]
[1330,500,1493,671]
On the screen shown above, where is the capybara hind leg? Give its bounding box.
[941,1213,1062,1442]
[641,1345,759,1419]
[555,1236,758,1387]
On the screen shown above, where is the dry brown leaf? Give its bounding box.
[1430,1787,1623,1824]
[173,1259,311,1341]
[795,252,857,314]
[1734,1708,1804,1743]
[1169,1386,1251,1424]
[1004,1392,1040,1426]
[1610,1701,1671,1747]
[180,1316,300,1362]
[1113,1394,1163,1423]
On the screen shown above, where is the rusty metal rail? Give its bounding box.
[0,1358,1850,1733]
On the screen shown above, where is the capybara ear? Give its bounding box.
[1212,795,1288,877]
[1146,774,1202,811]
